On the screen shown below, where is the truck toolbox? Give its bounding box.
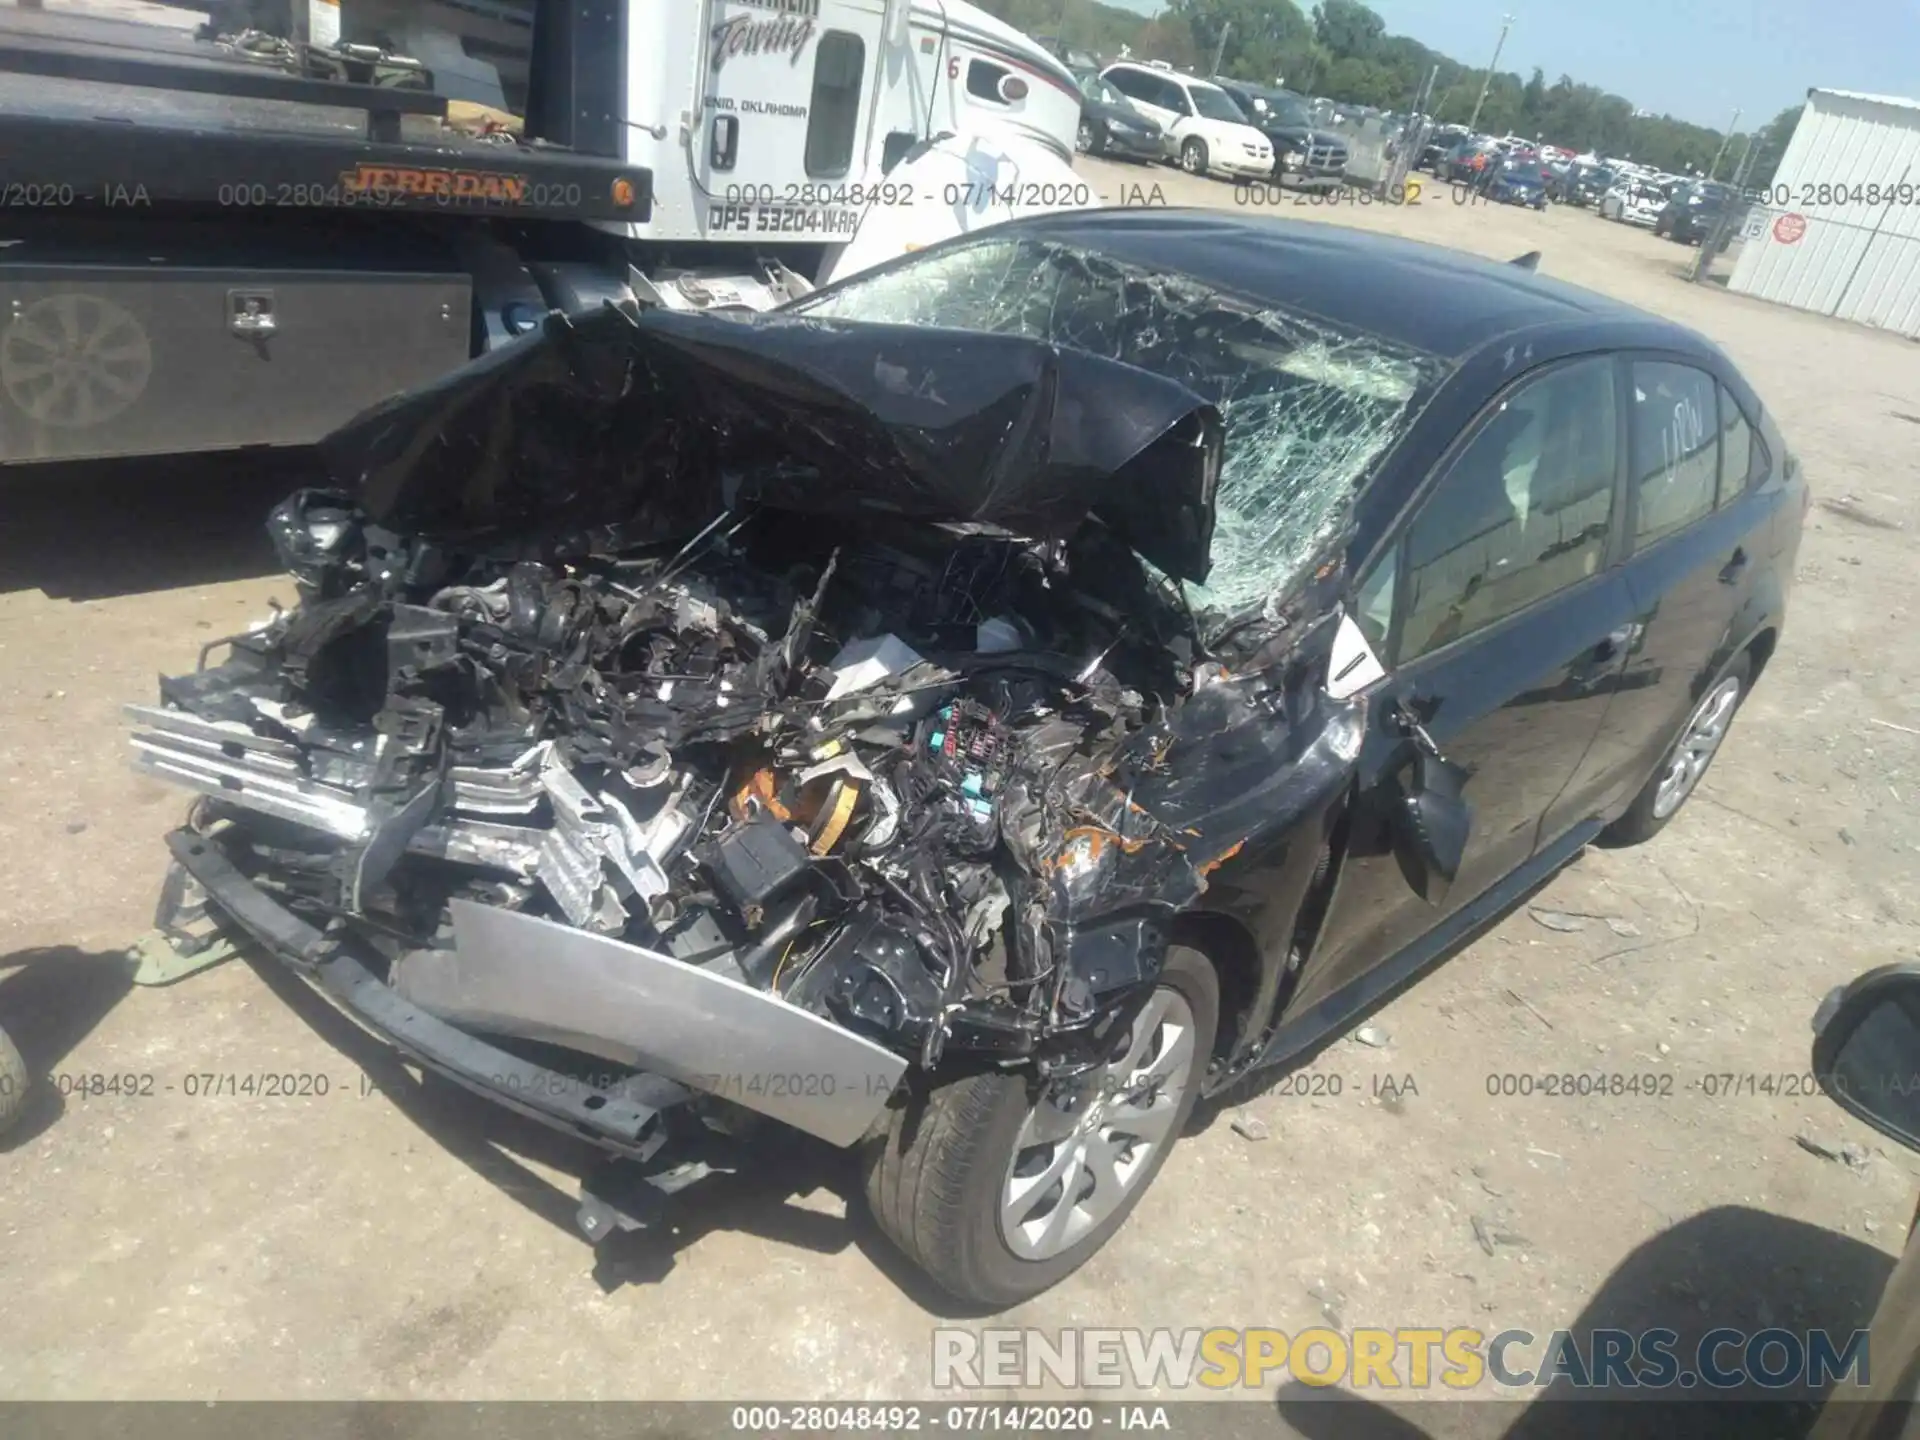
[0,263,471,463]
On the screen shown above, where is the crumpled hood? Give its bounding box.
[322,304,1224,584]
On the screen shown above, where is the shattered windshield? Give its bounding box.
[793,234,1435,620]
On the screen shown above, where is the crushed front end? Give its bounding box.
[132,304,1327,1212]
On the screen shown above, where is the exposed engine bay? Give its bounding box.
[130,304,1365,1150]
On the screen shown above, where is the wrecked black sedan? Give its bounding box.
[130,211,1806,1305]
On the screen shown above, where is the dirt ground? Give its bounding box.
[3,157,1919,1421]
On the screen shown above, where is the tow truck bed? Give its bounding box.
[0,2,649,463]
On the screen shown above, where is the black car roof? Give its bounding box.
[997,208,1704,359]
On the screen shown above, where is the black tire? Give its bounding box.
[1599,651,1752,848]
[0,1025,28,1139]
[1076,120,1101,156]
[1180,138,1210,177]
[862,945,1219,1306]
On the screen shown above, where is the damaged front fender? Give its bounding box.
[1039,621,1367,1056]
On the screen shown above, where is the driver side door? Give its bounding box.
[1282,354,1641,1020]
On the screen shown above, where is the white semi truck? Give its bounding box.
[0,0,1084,462]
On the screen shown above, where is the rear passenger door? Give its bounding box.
[1565,357,1772,819]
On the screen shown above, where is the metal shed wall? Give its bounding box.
[1728,88,1920,338]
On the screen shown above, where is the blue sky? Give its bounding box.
[1369,0,1918,128]
[1105,0,1920,130]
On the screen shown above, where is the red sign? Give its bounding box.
[1773,212,1808,245]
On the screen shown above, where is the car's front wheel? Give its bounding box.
[1600,651,1752,847]
[1077,120,1099,155]
[1180,138,1210,176]
[862,945,1218,1306]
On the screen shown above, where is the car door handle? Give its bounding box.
[1718,547,1749,585]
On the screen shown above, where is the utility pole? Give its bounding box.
[1414,63,1438,115]
[1465,14,1514,134]
[1210,20,1231,79]
[1707,106,1741,180]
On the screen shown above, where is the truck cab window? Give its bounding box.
[967,60,1008,103]
[806,32,865,178]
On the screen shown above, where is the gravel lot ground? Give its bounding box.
[3,156,1918,1427]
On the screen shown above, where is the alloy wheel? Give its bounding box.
[1652,675,1741,819]
[999,988,1197,1261]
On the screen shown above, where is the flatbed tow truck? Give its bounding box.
[0,0,1082,463]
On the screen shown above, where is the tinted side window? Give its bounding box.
[1399,357,1618,662]
[1630,361,1719,545]
[1106,69,1150,101]
[1160,79,1192,114]
[805,32,865,178]
[1716,384,1754,508]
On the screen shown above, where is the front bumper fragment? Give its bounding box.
[164,824,909,1151]
[164,826,686,1159]
[395,902,908,1148]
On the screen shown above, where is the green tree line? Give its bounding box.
[983,0,1803,183]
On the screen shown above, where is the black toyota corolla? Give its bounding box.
[131,211,1806,1307]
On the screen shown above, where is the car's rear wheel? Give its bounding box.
[861,946,1218,1306]
[1180,138,1210,176]
[1599,652,1752,848]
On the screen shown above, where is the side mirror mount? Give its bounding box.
[1386,702,1472,907]
[1811,965,1920,1154]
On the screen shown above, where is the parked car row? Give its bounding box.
[1064,56,1744,261]
[1425,137,1553,209]
[1407,125,1748,254]
[1099,63,1272,179]
[1061,55,1352,189]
